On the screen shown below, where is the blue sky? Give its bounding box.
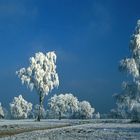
[0,0,140,113]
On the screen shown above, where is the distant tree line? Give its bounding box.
[0,93,97,120]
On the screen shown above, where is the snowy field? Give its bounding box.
[0,119,140,140]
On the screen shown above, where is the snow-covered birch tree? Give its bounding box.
[10,95,32,119]
[16,52,59,121]
[115,20,140,121]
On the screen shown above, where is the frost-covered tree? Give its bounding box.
[115,20,140,121]
[0,103,4,119]
[48,94,95,119]
[48,93,78,119]
[16,52,59,121]
[77,101,95,119]
[10,95,32,119]
[64,93,79,118]
[49,94,67,120]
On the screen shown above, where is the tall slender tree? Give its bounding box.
[115,20,140,121]
[16,52,59,121]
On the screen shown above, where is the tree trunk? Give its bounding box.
[37,94,44,121]
[59,111,61,120]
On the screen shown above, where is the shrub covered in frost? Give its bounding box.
[48,93,95,119]
[77,101,95,119]
[49,93,78,119]
[10,95,32,119]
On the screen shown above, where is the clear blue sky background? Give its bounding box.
[0,0,139,113]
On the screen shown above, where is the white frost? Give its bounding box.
[10,95,32,119]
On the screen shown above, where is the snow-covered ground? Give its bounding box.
[0,119,140,140]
